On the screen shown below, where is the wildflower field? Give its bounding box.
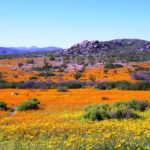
[0,89,150,150]
[0,57,150,149]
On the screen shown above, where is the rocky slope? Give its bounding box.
[60,39,150,55]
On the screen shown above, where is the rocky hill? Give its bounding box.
[60,39,150,55]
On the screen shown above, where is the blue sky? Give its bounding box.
[0,0,150,48]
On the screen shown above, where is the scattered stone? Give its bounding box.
[102,96,109,100]
[10,92,18,96]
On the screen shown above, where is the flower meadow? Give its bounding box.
[0,89,149,150]
[0,110,150,150]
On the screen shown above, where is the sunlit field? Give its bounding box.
[0,57,150,150]
[0,88,150,149]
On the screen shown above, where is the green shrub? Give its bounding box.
[112,100,149,112]
[37,72,55,78]
[115,81,132,90]
[84,104,110,121]
[73,71,82,80]
[111,101,127,109]
[95,81,150,90]
[104,63,123,69]
[95,82,116,90]
[56,81,86,89]
[126,100,149,111]
[110,107,139,119]
[0,102,7,110]
[83,100,149,121]
[0,80,6,84]
[130,82,150,90]
[57,86,68,92]
[17,98,40,111]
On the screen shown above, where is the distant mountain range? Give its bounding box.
[0,46,62,55]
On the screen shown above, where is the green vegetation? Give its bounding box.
[29,76,38,80]
[57,86,68,92]
[95,81,150,90]
[0,101,7,110]
[126,100,149,111]
[17,98,40,111]
[73,71,82,80]
[0,79,150,91]
[104,63,123,69]
[56,81,86,89]
[84,104,110,121]
[87,55,96,65]
[109,107,139,119]
[84,100,149,121]
[84,104,139,121]
[37,71,55,78]
[0,79,6,84]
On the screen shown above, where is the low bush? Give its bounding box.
[56,81,86,89]
[116,81,132,90]
[32,65,52,71]
[0,80,86,89]
[111,101,127,109]
[104,63,123,69]
[73,71,82,80]
[17,98,40,111]
[84,104,110,121]
[0,102,7,110]
[126,100,149,111]
[95,81,129,90]
[0,80,150,90]
[0,82,18,89]
[57,86,68,92]
[95,81,150,90]
[112,100,149,111]
[131,73,150,81]
[110,107,139,119]
[37,72,55,78]
[0,79,6,84]
[17,81,52,89]
[67,81,85,89]
[130,82,150,90]
[84,99,149,121]
[95,82,116,90]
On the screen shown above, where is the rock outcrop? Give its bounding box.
[60,39,150,56]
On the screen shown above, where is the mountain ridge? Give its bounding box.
[0,46,62,55]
